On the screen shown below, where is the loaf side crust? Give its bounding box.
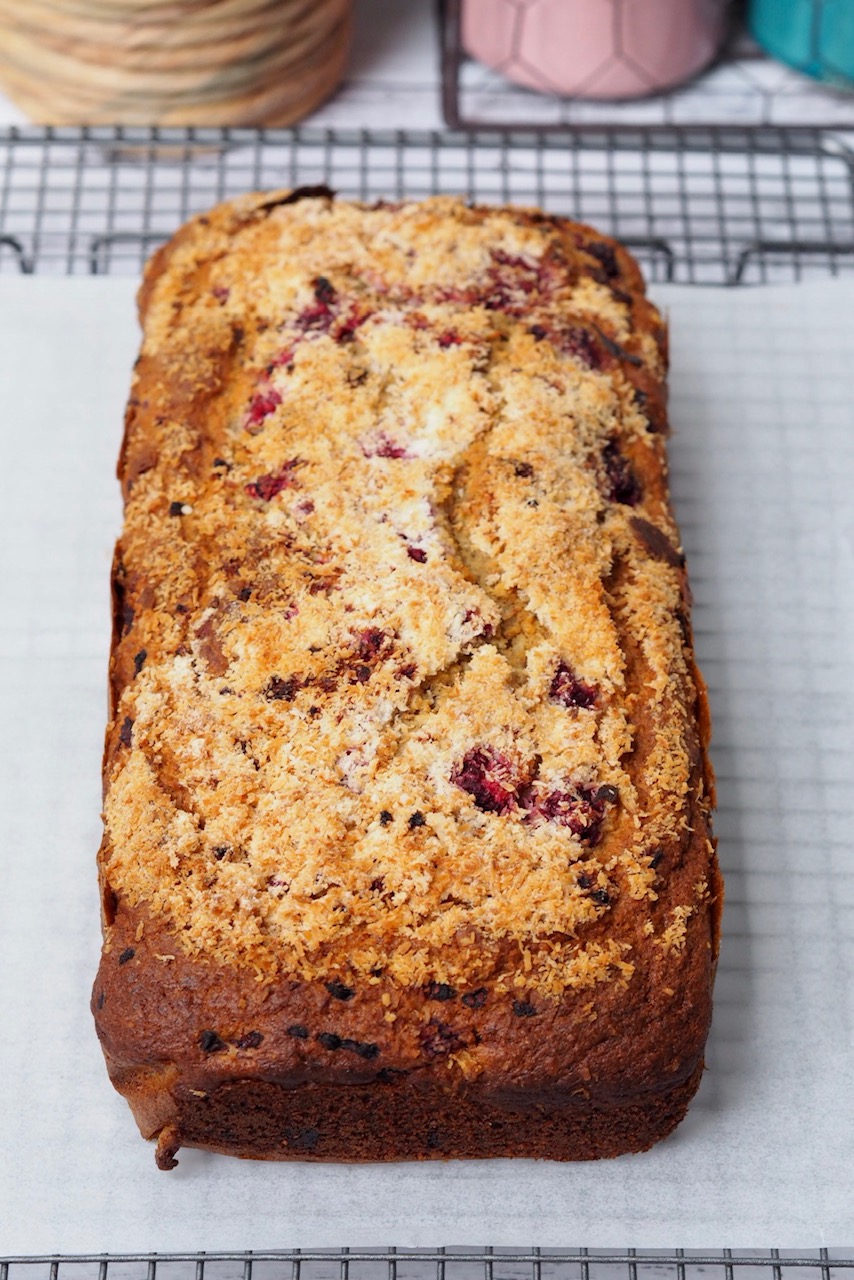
[94,191,721,1166]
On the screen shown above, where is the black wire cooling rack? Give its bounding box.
[1,125,854,284]
[2,125,853,1269]
[1,1252,854,1280]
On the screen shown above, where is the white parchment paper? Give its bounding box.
[0,276,852,1250]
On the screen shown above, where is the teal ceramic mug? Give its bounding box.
[749,0,854,89]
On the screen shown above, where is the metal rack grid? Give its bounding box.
[440,0,854,132]
[1,125,854,284]
[2,1252,854,1280]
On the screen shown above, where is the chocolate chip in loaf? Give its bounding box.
[236,1031,264,1050]
[421,1018,463,1057]
[313,275,337,305]
[630,516,685,569]
[424,981,456,1002]
[379,810,393,826]
[461,987,488,1010]
[513,1000,538,1017]
[287,1126,320,1151]
[513,461,534,478]
[325,980,355,1001]
[317,1031,342,1051]
[594,784,620,804]
[118,947,135,965]
[237,586,252,602]
[601,440,642,506]
[577,872,611,905]
[168,501,184,517]
[212,456,231,470]
[119,716,134,747]
[340,1037,380,1059]
[133,649,147,675]
[266,674,300,702]
[199,1029,227,1054]
[287,1024,309,1039]
[212,845,229,860]
[408,811,426,829]
[96,990,105,1009]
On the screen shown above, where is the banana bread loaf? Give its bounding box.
[93,190,721,1168]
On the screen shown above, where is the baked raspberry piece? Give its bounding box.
[550,661,598,710]
[451,746,522,815]
[245,458,303,501]
[244,383,282,430]
[524,781,618,846]
[360,432,409,459]
[553,325,602,368]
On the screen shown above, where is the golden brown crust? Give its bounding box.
[93,192,720,1165]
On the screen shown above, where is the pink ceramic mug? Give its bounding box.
[462,0,731,100]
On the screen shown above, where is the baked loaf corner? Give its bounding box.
[93,190,721,1166]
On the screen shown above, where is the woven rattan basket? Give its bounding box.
[0,0,351,126]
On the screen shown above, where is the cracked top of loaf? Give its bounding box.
[103,191,714,1004]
